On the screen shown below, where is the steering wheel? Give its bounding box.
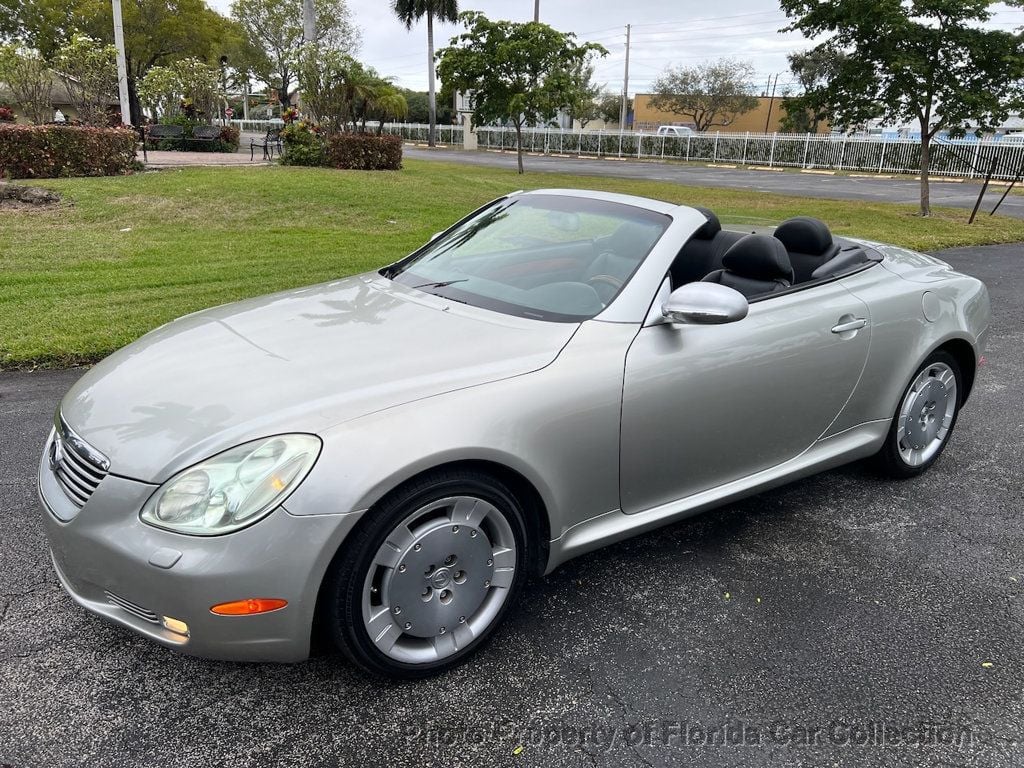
[586,273,624,304]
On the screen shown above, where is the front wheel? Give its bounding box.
[873,350,962,478]
[323,470,527,678]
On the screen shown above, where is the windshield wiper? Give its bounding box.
[411,279,468,290]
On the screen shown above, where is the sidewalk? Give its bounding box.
[143,149,270,168]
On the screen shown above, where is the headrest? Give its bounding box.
[722,234,794,282]
[604,220,663,258]
[774,216,834,256]
[691,206,722,240]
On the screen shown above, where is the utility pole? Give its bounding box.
[533,0,539,22]
[619,24,631,129]
[302,0,315,43]
[763,73,780,132]
[110,0,131,125]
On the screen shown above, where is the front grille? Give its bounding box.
[49,415,109,509]
[104,591,160,624]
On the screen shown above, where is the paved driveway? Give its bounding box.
[405,147,1024,219]
[1,245,1022,768]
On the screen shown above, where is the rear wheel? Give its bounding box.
[873,350,962,478]
[323,469,527,678]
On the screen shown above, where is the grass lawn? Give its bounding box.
[2,159,1023,369]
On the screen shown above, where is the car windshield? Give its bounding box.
[387,194,671,322]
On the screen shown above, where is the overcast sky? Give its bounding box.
[208,0,1023,96]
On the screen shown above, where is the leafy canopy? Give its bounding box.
[780,0,1024,137]
[231,0,360,105]
[649,59,759,132]
[391,0,459,30]
[780,0,1024,214]
[55,33,117,126]
[437,11,606,172]
[0,45,54,124]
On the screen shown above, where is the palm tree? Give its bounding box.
[368,85,409,134]
[391,0,459,147]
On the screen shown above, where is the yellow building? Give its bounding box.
[632,94,829,134]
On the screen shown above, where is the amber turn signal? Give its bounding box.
[210,598,288,616]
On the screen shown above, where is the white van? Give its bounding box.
[656,125,696,137]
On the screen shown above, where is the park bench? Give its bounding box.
[139,123,226,161]
[250,128,283,161]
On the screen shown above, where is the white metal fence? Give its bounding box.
[230,118,284,133]
[231,120,465,145]
[472,127,1024,180]
[234,121,1024,180]
[378,123,464,145]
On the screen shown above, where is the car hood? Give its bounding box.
[60,274,578,482]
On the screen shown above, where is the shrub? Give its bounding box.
[280,121,326,166]
[0,105,14,122]
[325,133,402,170]
[218,124,241,151]
[0,124,137,178]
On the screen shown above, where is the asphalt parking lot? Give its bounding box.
[406,146,1024,219]
[1,244,1022,768]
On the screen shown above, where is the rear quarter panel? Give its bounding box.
[825,250,989,437]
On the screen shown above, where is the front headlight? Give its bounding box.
[140,434,322,536]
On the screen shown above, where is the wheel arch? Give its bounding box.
[310,458,553,653]
[933,337,977,405]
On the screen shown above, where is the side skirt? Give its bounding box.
[544,420,890,574]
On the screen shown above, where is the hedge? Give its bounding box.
[0,125,138,179]
[325,133,403,170]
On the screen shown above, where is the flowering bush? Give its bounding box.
[282,107,300,124]
[0,106,14,122]
[0,124,137,178]
[325,133,402,170]
[280,121,325,166]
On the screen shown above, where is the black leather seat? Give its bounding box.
[670,207,747,286]
[772,217,841,283]
[701,234,794,298]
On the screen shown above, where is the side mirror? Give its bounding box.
[662,282,749,325]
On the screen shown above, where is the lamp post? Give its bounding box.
[111,0,131,125]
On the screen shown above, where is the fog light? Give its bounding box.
[210,598,288,616]
[161,615,190,636]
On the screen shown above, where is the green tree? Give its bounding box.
[596,90,628,126]
[368,85,409,134]
[649,59,758,132]
[437,11,606,173]
[230,0,360,108]
[138,57,222,122]
[3,0,241,124]
[54,33,117,126]
[0,45,53,124]
[781,0,1024,216]
[778,49,846,134]
[391,0,459,147]
[561,61,601,129]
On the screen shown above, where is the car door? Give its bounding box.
[619,281,871,514]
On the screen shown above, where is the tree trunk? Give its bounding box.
[515,123,524,174]
[919,127,931,217]
[127,75,142,126]
[426,12,437,147]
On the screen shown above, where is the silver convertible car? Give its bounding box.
[40,189,990,678]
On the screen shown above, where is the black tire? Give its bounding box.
[322,468,529,679]
[872,350,963,479]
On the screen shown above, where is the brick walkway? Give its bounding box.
[142,149,270,168]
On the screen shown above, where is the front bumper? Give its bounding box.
[38,437,364,663]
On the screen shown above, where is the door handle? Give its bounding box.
[831,318,868,334]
